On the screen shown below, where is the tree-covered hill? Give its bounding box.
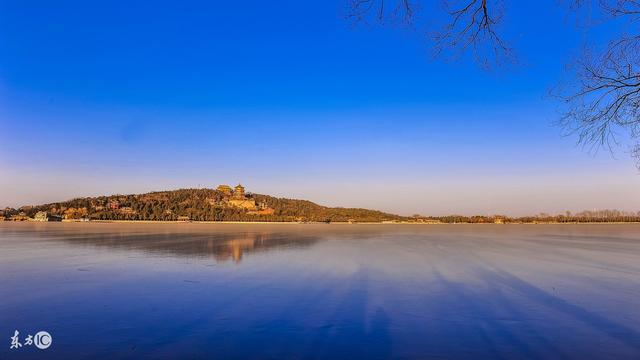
[12,188,405,222]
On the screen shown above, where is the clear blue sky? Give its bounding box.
[1,0,638,215]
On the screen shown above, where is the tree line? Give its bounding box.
[420,209,640,223]
[2,189,638,223]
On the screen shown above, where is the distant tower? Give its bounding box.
[234,184,246,199]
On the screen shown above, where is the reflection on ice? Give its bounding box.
[1,223,639,359]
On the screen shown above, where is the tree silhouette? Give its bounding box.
[347,0,640,167]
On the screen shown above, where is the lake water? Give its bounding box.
[1,223,639,359]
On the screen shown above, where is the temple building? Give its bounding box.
[215,183,275,214]
[34,211,63,222]
[216,185,233,196]
[232,184,246,199]
[218,183,258,210]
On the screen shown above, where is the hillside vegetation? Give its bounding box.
[12,188,404,223]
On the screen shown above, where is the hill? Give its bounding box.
[8,186,405,223]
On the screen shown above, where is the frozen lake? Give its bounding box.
[1,223,639,359]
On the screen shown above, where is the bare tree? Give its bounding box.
[557,1,640,164]
[346,0,640,168]
[556,34,640,158]
[347,0,512,68]
[432,0,512,68]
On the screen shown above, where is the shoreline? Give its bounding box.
[2,220,639,225]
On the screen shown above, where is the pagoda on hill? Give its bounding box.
[217,183,258,210]
[232,184,246,199]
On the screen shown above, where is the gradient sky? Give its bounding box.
[1,0,639,216]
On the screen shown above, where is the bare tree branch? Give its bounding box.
[346,0,511,68]
[346,0,640,167]
[555,34,640,158]
[347,0,415,25]
[431,0,512,69]
[599,0,640,17]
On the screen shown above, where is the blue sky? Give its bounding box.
[1,0,639,215]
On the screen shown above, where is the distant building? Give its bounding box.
[233,184,246,199]
[218,183,258,210]
[217,185,233,196]
[34,211,63,222]
[9,212,31,221]
[109,201,120,210]
[177,216,191,222]
[118,207,135,215]
[228,198,258,210]
[215,183,276,213]
[33,212,47,221]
